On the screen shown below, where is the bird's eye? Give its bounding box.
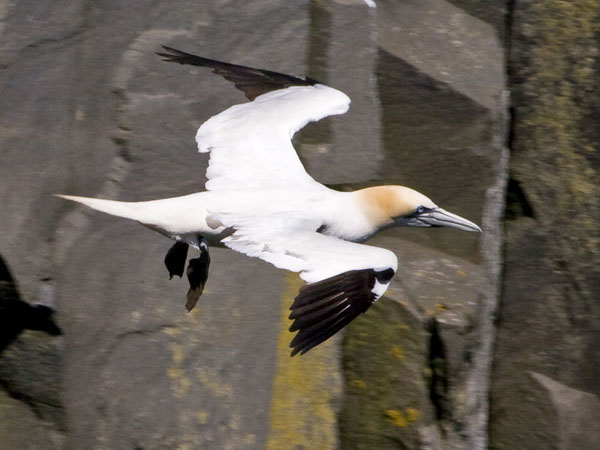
[415,205,426,214]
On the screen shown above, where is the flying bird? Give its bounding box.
[58,46,481,356]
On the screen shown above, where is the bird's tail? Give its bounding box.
[56,195,149,223]
[56,193,208,239]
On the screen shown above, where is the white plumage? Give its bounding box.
[58,47,480,355]
[197,85,350,191]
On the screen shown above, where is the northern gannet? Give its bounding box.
[58,47,481,356]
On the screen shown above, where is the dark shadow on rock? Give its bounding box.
[427,318,450,424]
[0,254,62,354]
[0,253,65,434]
[504,176,535,221]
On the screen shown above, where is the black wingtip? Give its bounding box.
[155,45,321,101]
[157,50,182,63]
[156,46,195,64]
[287,268,396,357]
[159,45,184,56]
[287,269,386,357]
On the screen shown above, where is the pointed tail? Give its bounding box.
[56,195,147,222]
[56,193,208,238]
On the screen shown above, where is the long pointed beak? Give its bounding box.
[417,207,482,232]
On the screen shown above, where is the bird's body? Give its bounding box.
[61,184,431,247]
[59,47,481,355]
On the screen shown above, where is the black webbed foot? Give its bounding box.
[185,239,210,312]
[164,241,189,279]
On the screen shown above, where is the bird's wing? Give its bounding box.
[213,213,398,356]
[157,46,319,101]
[158,47,351,191]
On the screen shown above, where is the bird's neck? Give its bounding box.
[321,188,397,242]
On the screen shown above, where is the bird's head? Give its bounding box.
[358,185,482,233]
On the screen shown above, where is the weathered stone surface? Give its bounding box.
[532,372,600,450]
[337,2,507,448]
[55,3,306,448]
[339,298,427,450]
[0,332,63,428]
[377,0,504,110]
[490,0,600,449]
[299,1,382,185]
[0,252,63,443]
[0,389,63,450]
[0,0,554,449]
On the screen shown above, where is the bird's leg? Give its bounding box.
[164,241,189,279]
[185,236,210,312]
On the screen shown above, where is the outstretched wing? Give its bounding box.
[158,46,319,100]
[212,215,398,356]
[289,267,395,356]
[158,47,351,191]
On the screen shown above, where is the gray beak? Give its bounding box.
[400,207,482,232]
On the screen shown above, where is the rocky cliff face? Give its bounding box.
[0,1,597,449]
[490,1,600,449]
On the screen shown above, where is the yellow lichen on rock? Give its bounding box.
[391,345,405,361]
[166,343,191,398]
[385,409,407,427]
[385,407,420,428]
[196,366,233,399]
[266,273,341,450]
[351,379,367,389]
[406,407,420,424]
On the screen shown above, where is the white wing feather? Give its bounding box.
[212,212,397,284]
[195,84,350,191]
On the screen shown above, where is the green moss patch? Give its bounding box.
[339,299,427,450]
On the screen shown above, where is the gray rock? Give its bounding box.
[532,372,600,450]
[490,0,600,449]
[6,1,594,449]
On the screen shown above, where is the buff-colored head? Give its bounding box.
[357,186,436,222]
[357,185,481,232]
